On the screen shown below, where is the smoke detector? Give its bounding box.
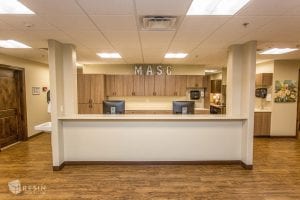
[140,16,178,31]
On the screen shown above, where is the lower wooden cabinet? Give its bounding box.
[194,109,210,114]
[254,112,271,136]
[78,103,103,114]
[125,110,172,114]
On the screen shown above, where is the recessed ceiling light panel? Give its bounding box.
[0,40,31,48]
[165,53,188,59]
[97,53,122,59]
[259,48,299,55]
[0,0,35,14]
[187,0,250,15]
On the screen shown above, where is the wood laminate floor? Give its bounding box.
[0,133,299,200]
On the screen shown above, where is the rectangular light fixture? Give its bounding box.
[187,0,250,15]
[165,53,188,59]
[97,53,122,59]
[0,40,31,48]
[259,48,299,55]
[205,69,218,73]
[0,0,35,14]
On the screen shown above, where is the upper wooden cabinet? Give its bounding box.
[154,75,166,96]
[187,75,204,88]
[105,75,124,96]
[123,75,134,96]
[77,74,105,114]
[144,75,155,96]
[255,73,273,86]
[211,80,222,93]
[166,75,187,96]
[133,75,145,96]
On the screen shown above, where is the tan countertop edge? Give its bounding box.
[125,108,210,111]
[58,114,247,121]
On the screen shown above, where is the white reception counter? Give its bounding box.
[52,114,252,170]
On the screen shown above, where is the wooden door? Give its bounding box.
[114,75,124,96]
[145,75,155,96]
[0,68,21,148]
[78,103,103,114]
[77,74,91,104]
[165,75,176,96]
[90,74,104,103]
[105,75,115,97]
[123,75,134,96]
[175,75,187,96]
[154,75,166,96]
[133,75,145,96]
[187,75,203,88]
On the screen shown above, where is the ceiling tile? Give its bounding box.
[20,0,84,15]
[140,31,175,48]
[135,0,192,15]
[77,0,134,15]
[42,15,97,30]
[102,31,140,49]
[90,15,137,31]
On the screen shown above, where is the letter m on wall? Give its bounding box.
[134,65,143,75]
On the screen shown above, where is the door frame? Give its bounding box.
[0,64,28,150]
[297,68,300,139]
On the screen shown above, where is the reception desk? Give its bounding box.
[53,114,252,170]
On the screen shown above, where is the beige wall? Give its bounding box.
[271,60,299,136]
[0,53,50,137]
[84,64,205,75]
[255,61,274,109]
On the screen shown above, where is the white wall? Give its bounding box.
[271,60,299,136]
[0,53,50,137]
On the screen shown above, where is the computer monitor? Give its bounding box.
[172,101,195,114]
[103,100,125,114]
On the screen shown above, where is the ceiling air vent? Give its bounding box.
[141,16,178,31]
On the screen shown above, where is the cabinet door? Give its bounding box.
[77,74,91,104]
[90,103,103,114]
[123,75,134,96]
[211,80,222,93]
[175,75,187,96]
[195,76,203,87]
[187,76,197,88]
[133,75,145,96]
[91,74,104,103]
[262,73,273,86]
[145,75,155,96]
[154,75,166,96]
[114,75,124,96]
[165,75,176,96]
[261,112,271,135]
[105,75,115,96]
[78,103,91,114]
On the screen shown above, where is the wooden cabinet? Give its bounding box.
[165,75,187,96]
[144,75,155,96]
[255,73,273,86]
[105,75,124,96]
[133,75,145,96]
[123,75,134,96]
[254,112,271,136]
[211,80,222,93]
[187,75,204,88]
[154,75,166,96]
[125,110,172,114]
[77,74,105,114]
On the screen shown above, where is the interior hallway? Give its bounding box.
[0,134,299,200]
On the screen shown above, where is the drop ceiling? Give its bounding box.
[0,0,300,66]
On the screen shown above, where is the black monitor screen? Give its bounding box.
[103,100,125,114]
[172,101,195,114]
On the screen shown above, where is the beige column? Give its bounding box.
[226,41,257,165]
[48,40,77,167]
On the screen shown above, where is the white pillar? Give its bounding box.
[48,40,77,168]
[226,41,256,166]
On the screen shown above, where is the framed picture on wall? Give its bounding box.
[32,87,41,95]
[274,80,297,103]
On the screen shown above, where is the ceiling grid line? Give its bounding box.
[133,0,145,63]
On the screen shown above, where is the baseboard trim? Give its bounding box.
[53,162,65,171]
[27,131,44,140]
[52,160,250,171]
[269,136,297,138]
[241,162,253,170]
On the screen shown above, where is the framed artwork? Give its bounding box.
[32,87,40,95]
[274,80,297,103]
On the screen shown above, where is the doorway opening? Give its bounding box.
[0,64,27,150]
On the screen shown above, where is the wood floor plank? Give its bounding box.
[0,133,299,199]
